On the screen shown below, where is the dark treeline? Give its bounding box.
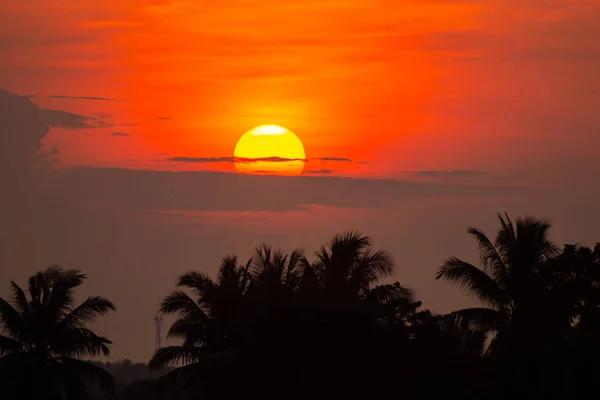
[1,213,600,399]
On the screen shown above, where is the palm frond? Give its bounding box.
[333,231,372,251]
[8,282,29,315]
[0,334,22,356]
[49,328,112,358]
[149,346,204,370]
[350,248,395,290]
[40,265,64,307]
[0,298,25,340]
[285,249,306,287]
[516,215,560,261]
[159,290,208,318]
[45,267,87,322]
[54,296,115,333]
[250,244,272,276]
[167,317,211,346]
[217,255,241,286]
[436,257,509,308]
[177,271,215,298]
[495,214,560,285]
[467,227,509,286]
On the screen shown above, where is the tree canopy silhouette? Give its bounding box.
[3,216,600,400]
[0,266,116,400]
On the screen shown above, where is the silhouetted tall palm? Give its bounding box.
[435,213,560,355]
[0,266,116,400]
[148,255,253,383]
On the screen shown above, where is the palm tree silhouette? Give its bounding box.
[0,266,116,400]
[150,232,416,398]
[148,255,253,385]
[309,231,399,304]
[435,213,560,356]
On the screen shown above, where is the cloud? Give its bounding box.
[57,167,516,213]
[312,157,353,162]
[158,117,173,120]
[41,109,97,129]
[0,91,514,216]
[167,156,236,163]
[111,131,131,137]
[40,109,118,129]
[0,89,50,187]
[48,95,123,102]
[166,156,357,164]
[305,169,336,174]
[417,170,489,177]
[167,156,306,163]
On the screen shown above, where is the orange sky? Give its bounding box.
[2,0,597,180]
[2,0,600,362]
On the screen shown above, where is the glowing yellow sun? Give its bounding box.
[233,125,306,175]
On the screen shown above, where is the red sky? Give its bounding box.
[1,0,600,362]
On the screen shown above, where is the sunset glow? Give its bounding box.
[2,0,600,365]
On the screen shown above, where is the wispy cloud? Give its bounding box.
[41,109,116,130]
[416,170,489,177]
[166,156,357,164]
[305,169,336,174]
[48,95,124,102]
[41,109,96,129]
[111,131,131,137]
[167,156,235,163]
[313,157,352,162]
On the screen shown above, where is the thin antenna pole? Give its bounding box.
[154,314,163,352]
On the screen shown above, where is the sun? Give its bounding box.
[233,125,306,175]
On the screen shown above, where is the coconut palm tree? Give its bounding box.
[148,256,253,380]
[435,213,560,356]
[309,231,397,305]
[0,265,116,400]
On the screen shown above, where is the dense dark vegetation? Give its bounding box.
[1,213,599,399]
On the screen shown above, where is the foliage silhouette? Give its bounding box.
[4,217,600,400]
[0,266,116,400]
[149,232,422,399]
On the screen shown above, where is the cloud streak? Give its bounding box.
[58,167,518,213]
[48,95,124,102]
[41,109,96,129]
[166,156,357,164]
[416,170,489,177]
[313,157,353,162]
[41,109,118,130]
